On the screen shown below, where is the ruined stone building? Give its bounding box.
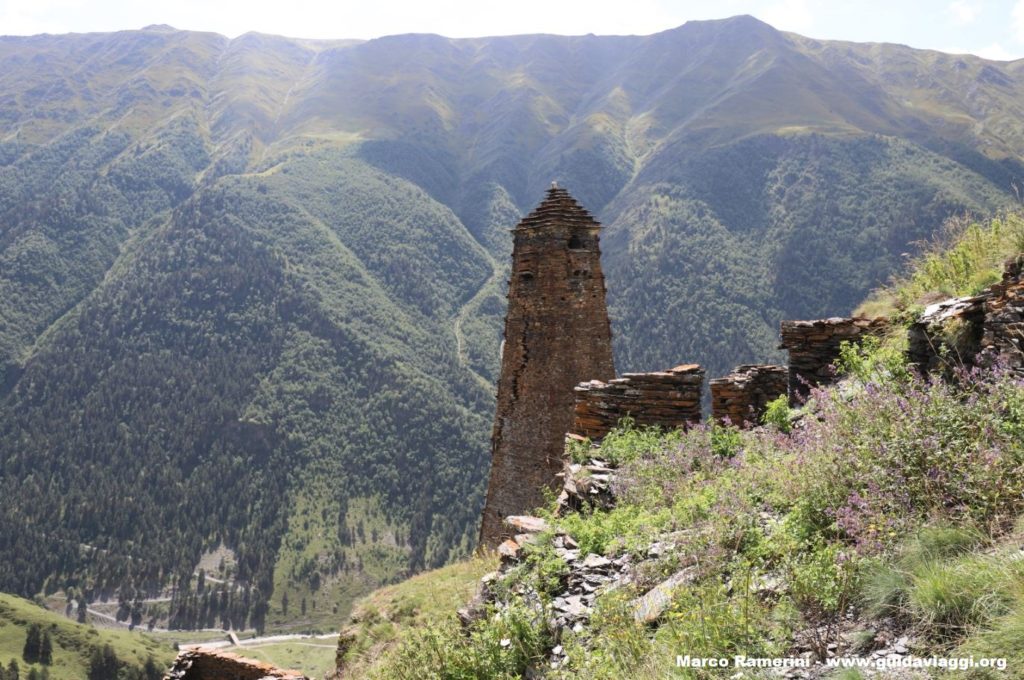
[478,184,615,547]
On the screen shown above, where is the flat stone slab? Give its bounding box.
[631,566,697,625]
[505,515,549,533]
[498,539,521,561]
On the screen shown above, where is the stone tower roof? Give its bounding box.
[515,185,601,230]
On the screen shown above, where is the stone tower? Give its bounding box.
[478,184,615,547]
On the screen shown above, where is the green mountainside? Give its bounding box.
[0,592,172,679]
[1,16,1023,630]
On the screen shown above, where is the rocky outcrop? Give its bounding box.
[909,256,1024,376]
[570,364,704,440]
[463,458,701,671]
[710,364,788,427]
[779,317,888,401]
[555,452,616,514]
[479,185,616,548]
[165,649,308,680]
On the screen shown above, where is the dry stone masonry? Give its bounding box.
[909,256,1024,376]
[980,255,1024,372]
[709,364,788,426]
[779,317,888,402]
[478,184,616,548]
[569,365,704,439]
[164,649,308,680]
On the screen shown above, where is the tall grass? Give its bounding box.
[857,212,1024,319]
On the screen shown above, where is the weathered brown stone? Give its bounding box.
[569,364,704,440]
[478,185,615,548]
[164,649,308,680]
[710,364,788,427]
[909,255,1024,377]
[498,539,522,562]
[505,515,549,534]
[779,317,887,402]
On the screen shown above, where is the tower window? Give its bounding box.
[568,234,585,250]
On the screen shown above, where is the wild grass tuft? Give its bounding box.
[857,212,1024,319]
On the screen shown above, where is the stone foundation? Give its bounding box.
[570,364,704,440]
[165,649,308,680]
[779,317,887,402]
[709,364,788,427]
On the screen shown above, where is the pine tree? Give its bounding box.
[26,668,38,680]
[87,645,117,680]
[143,656,161,680]
[21,625,40,664]
[39,631,52,666]
[6,659,19,680]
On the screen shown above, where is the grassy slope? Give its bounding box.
[857,212,1024,319]
[239,640,338,679]
[334,557,496,679]
[0,593,173,679]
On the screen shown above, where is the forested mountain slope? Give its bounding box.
[0,16,1021,629]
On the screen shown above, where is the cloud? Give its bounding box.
[947,0,979,24]
[760,0,814,33]
[1013,0,1024,42]
[976,41,1020,60]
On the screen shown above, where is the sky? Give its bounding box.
[1,0,1024,60]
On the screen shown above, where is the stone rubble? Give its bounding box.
[554,453,616,515]
[464,458,707,672]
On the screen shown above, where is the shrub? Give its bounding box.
[709,422,743,459]
[761,395,792,433]
[587,419,680,467]
[372,601,550,680]
[836,335,910,386]
[556,505,672,557]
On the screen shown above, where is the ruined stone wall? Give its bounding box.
[479,186,616,548]
[709,364,787,426]
[165,649,308,680]
[570,365,704,440]
[779,317,887,402]
[909,256,1024,376]
[980,256,1024,372]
